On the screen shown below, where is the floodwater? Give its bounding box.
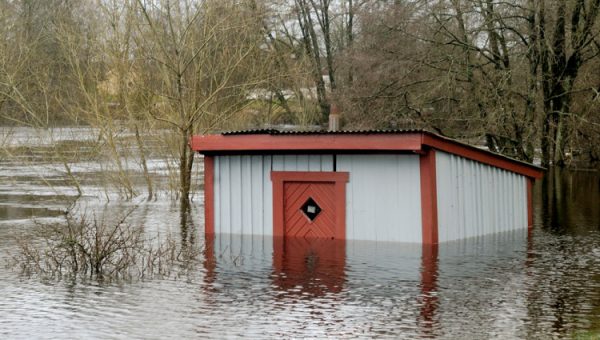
[1,130,600,339]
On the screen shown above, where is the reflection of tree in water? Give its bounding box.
[539,169,600,233]
[529,171,600,337]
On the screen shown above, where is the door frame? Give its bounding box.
[271,171,349,240]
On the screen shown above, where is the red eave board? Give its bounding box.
[190,131,543,179]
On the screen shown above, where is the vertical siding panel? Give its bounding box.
[263,155,273,235]
[506,172,512,231]
[434,153,443,242]
[403,155,423,242]
[516,175,523,229]
[451,155,462,239]
[480,163,486,235]
[500,170,506,232]
[515,176,520,227]
[272,155,284,171]
[494,170,505,232]
[220,156,231,234]
[446,155,453,241]
[504,170,509,231]
[462,158,468,238]
[320,155,334,171]
[481,166,492,233]
[337,155,354,239]
[241,156,253,234]
[494,169,500,233]
[466,159,474,238]
[515,174,522,229]
[503,170,510,231]
[509,173,516,230]
[441,152,451,242]
[489,167,495,234]
[296,155,309,171]
[456,156,463,239]
[505,170,511,231]
[516,174,521,229]
[214,156,221,233]
[251,156,263,234]
[357,156,372,241]
[283,155,297,171]
[446,153,454,242]
[522,177,528,226]
[464,157,471,238]
[519,175,525,228]
[523,176,528,226]
[491,167,498,234]
[457,156,465,240]
[230,156,242,234]
[475,163,482,237]
[435,152,446,242]
[308,155,321,171]
[471,161,478,238]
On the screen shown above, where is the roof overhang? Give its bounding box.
[190,131,544,179]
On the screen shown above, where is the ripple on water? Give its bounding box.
[1,161,599,339]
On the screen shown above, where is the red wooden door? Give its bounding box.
[284,182,336,239]
[271,171,349,240]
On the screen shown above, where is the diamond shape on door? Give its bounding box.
[300,197,321,221]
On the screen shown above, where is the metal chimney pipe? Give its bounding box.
[328,104,340,132]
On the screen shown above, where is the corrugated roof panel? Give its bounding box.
[221,128,425,135]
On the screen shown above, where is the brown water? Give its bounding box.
[1,142,599,338]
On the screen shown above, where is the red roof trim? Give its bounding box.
[420,134,543,179]
[190,133,423,153]
[190,132,543,179]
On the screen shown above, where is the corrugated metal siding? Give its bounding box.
[213,154,333,235]
[435,151,528,242]
[337,154,422,242]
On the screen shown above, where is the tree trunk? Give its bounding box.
[179,128,193,205]
[134,124,154,200]
[296,0,329,120]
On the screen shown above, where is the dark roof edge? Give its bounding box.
[421,131,545,173]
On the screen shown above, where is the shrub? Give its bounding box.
[10,207,200,281]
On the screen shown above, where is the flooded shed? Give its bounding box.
[190,130,543,244]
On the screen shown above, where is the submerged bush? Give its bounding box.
[10,208,201,281]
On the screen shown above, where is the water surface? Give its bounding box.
[1,133,599,339]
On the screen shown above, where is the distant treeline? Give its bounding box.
[1,0,599,170]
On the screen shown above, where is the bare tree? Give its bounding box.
[130,0,267,205]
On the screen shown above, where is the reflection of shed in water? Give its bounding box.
[272,237,346,296]
[191,130,543,244]
[201,231,529,337]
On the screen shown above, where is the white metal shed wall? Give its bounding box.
[213,154,333,235]
[337,154,422,243]
[435,151,528,242]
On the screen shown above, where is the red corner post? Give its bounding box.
[527,178,534,229]
[420,148,439,245]
[204,155,215,235]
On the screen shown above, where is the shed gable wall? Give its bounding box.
[337,154,422,242]
[213,154,333,235]
[435,151,528,242]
